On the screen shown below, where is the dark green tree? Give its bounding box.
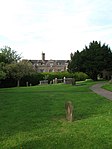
[68,50,83,72]
[68,41,112,80]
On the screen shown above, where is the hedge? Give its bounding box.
[42,72,88,83]
[0,72,88,88]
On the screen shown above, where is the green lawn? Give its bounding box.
[0,82,112,149]
[102,83,112,91]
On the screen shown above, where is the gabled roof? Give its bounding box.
[29,59,68,65]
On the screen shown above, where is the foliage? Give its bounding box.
[0,62,6,80]
[0,82,112,149]
[0,71,6,80]
[5,60,35,86]
[0,77,17,88]
[0,72,44,88]
[0,46,21,64]
[42,71,88,82]
[42,72,73,82]
[73,72,89,81]
[68,41,112,80]
[20,72,44,86]
[0,46,21,83]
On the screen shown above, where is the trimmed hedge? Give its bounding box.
[73,72,89,81]
[0,78,17,88]
[42,72,88,83]
[0,73,44,88]
[0,72,88,88]
[20,73,44,86]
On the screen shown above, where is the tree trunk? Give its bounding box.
[93,73,98,81]
[17,80,20,87]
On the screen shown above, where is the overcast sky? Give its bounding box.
[0,0,112,60]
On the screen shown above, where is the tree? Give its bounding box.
[0,46,21,64]
[5,60,35,86]
[68,50,83,72]
[68,41,112,80]
[0,46,21,84]
[0,71,6,80]
[0,62,6,80]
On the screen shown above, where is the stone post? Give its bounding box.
[55,78,57,84]
[53,79,55,84]
[65,101,73,122]
[64,77,66,84]
[50,81,52,84]
[26,82,28,87]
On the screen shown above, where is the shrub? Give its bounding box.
[0,77,17,88]
[0,72,44,88]
[42,72,88,83]
[0,71,88,88]
[20,73,44,86]
[73,72,89,81]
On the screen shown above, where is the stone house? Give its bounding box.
[29,52,68,73]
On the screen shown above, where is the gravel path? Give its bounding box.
[90,82,112,101]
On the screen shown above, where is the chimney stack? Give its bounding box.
[42,52,45,61]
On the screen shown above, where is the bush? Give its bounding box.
[0,72,44,88]
[0,72,88,88]
[42,72,72,83]
[42,72,88,83]
[73,72,89,81]
[20,73,44,86]
[0,77,17,88]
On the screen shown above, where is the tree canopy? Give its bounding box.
[68,41,112,80]
[0,46,21,80]
[5,60,35,87]
[0,46,21,64]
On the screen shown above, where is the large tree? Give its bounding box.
[68,41,112,80]
[5,60,35,87]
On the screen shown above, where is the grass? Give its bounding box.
[102,82,112,91]
[0,81,112,149]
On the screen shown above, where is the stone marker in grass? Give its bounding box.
[65,101,73,122]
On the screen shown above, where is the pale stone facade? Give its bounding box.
[29,53,68,73]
